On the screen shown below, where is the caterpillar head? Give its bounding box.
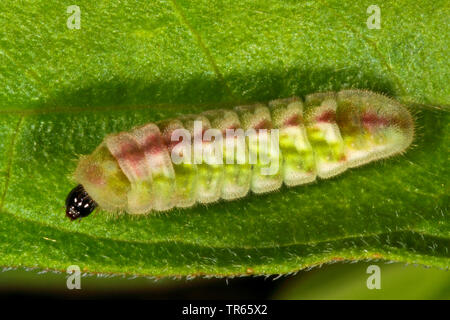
[65,184,97,221]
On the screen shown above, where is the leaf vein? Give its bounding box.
[319,1,407,96]
[168,0,234,98]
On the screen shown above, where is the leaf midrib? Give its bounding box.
[1,208,446,250]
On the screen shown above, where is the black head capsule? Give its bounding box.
[65,185,97,221]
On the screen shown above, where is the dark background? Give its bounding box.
[1,261,448,299]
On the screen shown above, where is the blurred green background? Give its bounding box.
[1,261,448,299]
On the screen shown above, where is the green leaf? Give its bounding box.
[0,0,448,276]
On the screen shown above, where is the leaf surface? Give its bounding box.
[0,0,448,276]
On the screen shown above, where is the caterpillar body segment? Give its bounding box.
[235,103,283,194]
[336,90,414,167]
[304,93,347,179]
[269,97,315,187]
[69,90,414,218]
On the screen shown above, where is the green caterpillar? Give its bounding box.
[65,90,414,220]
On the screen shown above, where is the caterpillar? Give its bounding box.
[66,90,414,220]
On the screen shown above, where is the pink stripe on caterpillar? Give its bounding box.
[283,114,301,127]
[132,124,174,178]
[105,133,150,182]
[315,110,336,123]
